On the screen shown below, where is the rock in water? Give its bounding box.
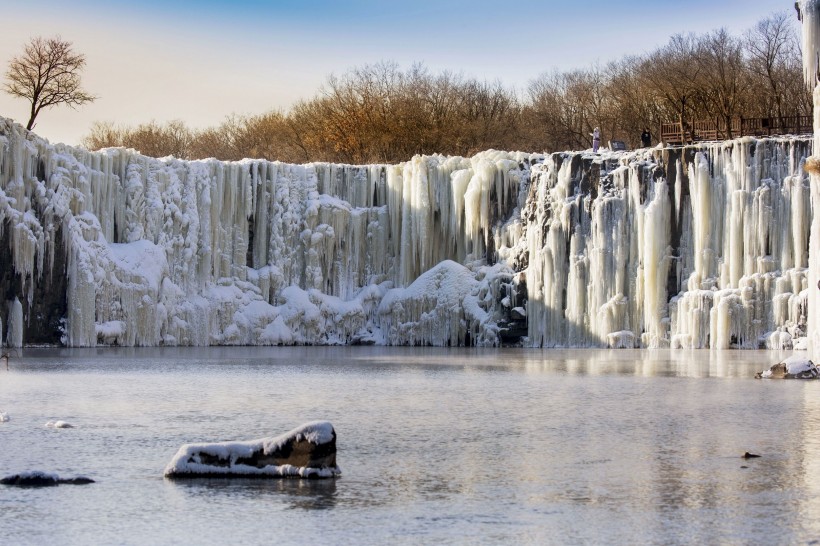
[1,471,59,486]
[60,477,95,485]
[164,421,340,479]
[45,420,74,428]
[755,355,820,379]
[1,471,94,486]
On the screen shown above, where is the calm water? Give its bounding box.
[1,347,820,545]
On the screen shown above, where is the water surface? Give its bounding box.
[1,347,818,545]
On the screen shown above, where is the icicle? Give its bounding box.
[800,0,820,89]
[7,298,23,348]
[641,181,671,348]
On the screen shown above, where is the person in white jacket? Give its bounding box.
[591,127,600,152]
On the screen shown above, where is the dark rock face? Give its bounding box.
[164,421,341,479]
[1,472,94,486]
[0,213,68,346]
[24,222,68,344]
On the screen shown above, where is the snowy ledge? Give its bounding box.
[164,421,340,479]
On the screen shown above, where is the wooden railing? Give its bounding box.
[660,116,812,145]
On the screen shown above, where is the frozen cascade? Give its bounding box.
[0,117,532,347]
[0,115,813,349]
[799,0,820,357]
[518,140,811,349]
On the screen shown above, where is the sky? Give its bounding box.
[0,0,796,146]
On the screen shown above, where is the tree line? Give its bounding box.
[81,11,807,164]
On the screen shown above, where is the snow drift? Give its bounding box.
[0,116,812,348]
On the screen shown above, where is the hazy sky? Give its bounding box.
[0,0,794,145]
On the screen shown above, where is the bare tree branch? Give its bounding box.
[4,35,97,130]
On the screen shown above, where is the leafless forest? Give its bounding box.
[84,11,808,163]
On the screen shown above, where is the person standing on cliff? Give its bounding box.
[591,127,601,152]
[641,128,652,148]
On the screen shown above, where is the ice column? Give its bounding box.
[799,0,820,356]
[7,298,23,348]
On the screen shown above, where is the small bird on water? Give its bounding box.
[742,452,761,459]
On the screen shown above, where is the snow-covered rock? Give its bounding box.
[164,421,340,479]
[45,420,74,428]
[755,355,819,379]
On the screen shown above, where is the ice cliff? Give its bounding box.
[0,116,812,349]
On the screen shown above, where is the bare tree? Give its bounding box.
[80,11,810,160]
[84,119,192,158]
[744,11,802,123]
[698,29,748,136]
[4,36,96,131]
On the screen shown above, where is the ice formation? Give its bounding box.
[798,0,820,358]
[525,141,812,348]
[0,116,813,348]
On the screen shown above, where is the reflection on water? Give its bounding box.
[169,478,338,511]
[516,348,775,378]
[0,346,818,545]
[0,346,782,378]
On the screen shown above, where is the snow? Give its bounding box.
[758,354,819,378]
[0,115,815,349]
[378,260,482,346]
[782,354,815,374]
[164,421,340,478]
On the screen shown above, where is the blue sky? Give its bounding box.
[0,0,795,145]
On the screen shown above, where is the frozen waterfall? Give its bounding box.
[0,117,812,349]
[798,0,820,358]
[520,142,810,349]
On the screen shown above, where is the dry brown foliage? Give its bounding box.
[82,11,808,162]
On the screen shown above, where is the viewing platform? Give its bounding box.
[660,116,812,145]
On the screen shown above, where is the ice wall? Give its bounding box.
[516,140,811,349]
[0,116,812,348]
[0,117,531,347]
[798,0,820,358]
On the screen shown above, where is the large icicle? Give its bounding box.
[799,0,820,357]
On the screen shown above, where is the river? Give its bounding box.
[0,347,818,544]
